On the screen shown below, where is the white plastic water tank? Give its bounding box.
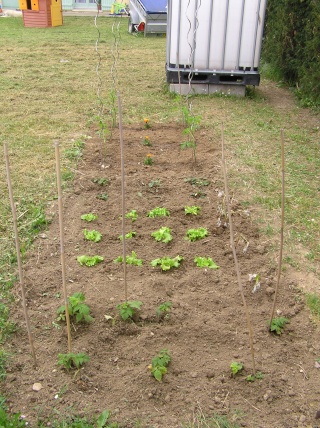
[166,0,267,87]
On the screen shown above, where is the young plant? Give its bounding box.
[184,177,209,187]
[230,361,243,376]
[92,177,109,186]
[184,205,201,215]
[96,192,108,201]
[143,136,152,146]
[269,317,290,335]
[148,179,161,190]
[57,292,94,323]
[151,227,173,243]
[194,256,219,269]
[156,301,172,320]
[144,118,151,129]
[125,210,138,222]
[118,231,136,240]
[58,352,89,371]
[151,255,183,271]
[246,372,264,382]
[81,213,98,222]
[147,207,170,218]
[185,227,208,242]
[77,255,104,267]
[114,251,143,266]
[117,300,143,321]
[148,349,171,382]
[181,105,202,163]
[144,154,153,165]
[83,229,102,242]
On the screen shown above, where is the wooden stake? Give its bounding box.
[221,125,256,375]
[4,143,37,367]
[117,92,128,302]
[54,141,72,353]
[269,129,285,325]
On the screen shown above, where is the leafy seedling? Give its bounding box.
[184,177,210,187]
[77,255,104,267]
[83,229,102,242]
[81,213,98,222]
[118,231,136,240]
[151,227,173,243]
[185,227,208,241]
[57,292,94,323]
[114,251,143,266]
[151,255,183,271]
[144,154,153,165]
[58,352,89,371]
[184,205,201,215]
[125,210,138,222]
[147,207,170,218]
[148,349,171,382]
[92,177,109,186]
[96,192,108,201]
[194,256,219,269]
[156,301,172,320]
[230,361,243,376]
[117,300,143,321]
[143,136,152,146]
[269,317,290,335]
[246,372,264,382]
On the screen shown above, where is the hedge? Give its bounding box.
[262,0,320,106]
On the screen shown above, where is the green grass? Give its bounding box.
[306,293,320,319]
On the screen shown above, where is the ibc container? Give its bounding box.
[166,0,267,89]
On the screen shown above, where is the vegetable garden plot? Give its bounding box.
[4,123,320,428]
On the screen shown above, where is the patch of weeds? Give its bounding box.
[151,227,173,243]
[114,251,143,266]
[0,407,27,427]
[230,361,243,377]
[39,409,117,428]
[148,349,171,382]
[283,255,299,268]
[118,231,136,240]
[185,227,208,242]
[82,229,102,243]
[64,139,85,160]
[269,317,290,335]
[57,292,94,323]
[246,372,264,382]
[0,303,16,344]
[156,301,172,320]
[184,205,201,215]
[194,256,219,269]
[81,213,98,222]
[62,170,75,183]
[151,255,183,271]
[77,255,104,267]
[147,207,170,218]
[117,301,143,321]
[125,210,138,222]
[184,177,210,187]
[92,177,109,186]
[57,352,90,371]
[96,192,109,201]
[305,293,320,319]
[0,349,10,382]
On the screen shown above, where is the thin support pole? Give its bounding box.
[54,141,72,353]
[221,125,256,375]
[4,143,37,367]
[269,129,285,325]
[117,92,128,302]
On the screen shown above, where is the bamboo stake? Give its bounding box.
[221,125,256,375]
[269,129,285,326]
[4,142,37,367]
[117,92,128,302]
[54,141,72,353]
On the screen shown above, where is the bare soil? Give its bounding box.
[4,122,320,428]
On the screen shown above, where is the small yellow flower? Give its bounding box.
[147,153,152,157]
[144,118,149,123]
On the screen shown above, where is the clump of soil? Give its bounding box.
[4,123,320,427]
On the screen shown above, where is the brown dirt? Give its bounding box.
[4,123,320,428]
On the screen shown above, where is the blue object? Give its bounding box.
[138,0,167,14]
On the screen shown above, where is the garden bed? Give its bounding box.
[4,122,320,427]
